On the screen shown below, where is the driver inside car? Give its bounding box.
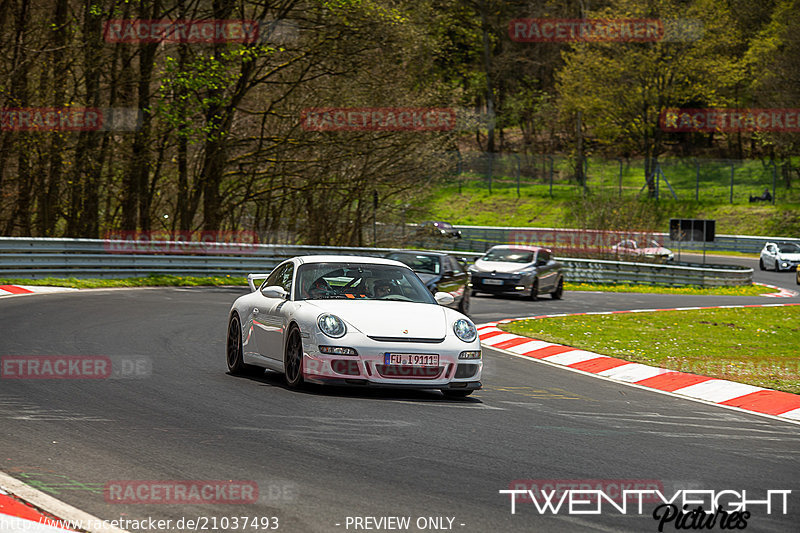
[373,279,395,298]
[306,276,331,299]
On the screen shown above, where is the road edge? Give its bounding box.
[0,471,127,533]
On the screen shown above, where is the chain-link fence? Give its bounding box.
[445,152,800,203]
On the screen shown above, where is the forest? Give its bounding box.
[0,0,797,244]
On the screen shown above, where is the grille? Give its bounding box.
[375,365,443,379]
[331,360,361,376]
[454,364,478,379]
[367,336,444,344]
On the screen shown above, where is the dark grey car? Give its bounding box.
[385,251,471,315]
[468,245,564,300]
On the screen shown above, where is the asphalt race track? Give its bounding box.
[1,256,799,532]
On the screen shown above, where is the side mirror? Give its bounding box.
[434,292,455,306]
[261,285,288,299]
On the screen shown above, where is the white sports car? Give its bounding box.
[226,255,482,397]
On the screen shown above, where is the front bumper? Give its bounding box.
[470,274,531,294]
[776,259,800,271]
[302,331,482,388]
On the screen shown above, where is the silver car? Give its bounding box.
[760,242,800,271]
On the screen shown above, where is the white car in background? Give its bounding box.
[226,255,482,397]
[760,242,800,271]
[611,239,674,262]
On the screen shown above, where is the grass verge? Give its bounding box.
[564,282,773,297]
[0,275,247,288]
[499,306,800,394]
[1,277,774,295]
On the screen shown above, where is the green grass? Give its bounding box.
[0,275,247,288]
[2,276,772,295]
[424,154,800,236]
[564,282,772,296]
[499,306,800,394]
[424,181,800,236]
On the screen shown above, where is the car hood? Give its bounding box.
[778,252,800,260]
[305,300,448,338]
[473,259,533,273]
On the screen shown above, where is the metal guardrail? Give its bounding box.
[451,225,800,254]
[559,258,752,287]
[0,237,752,287]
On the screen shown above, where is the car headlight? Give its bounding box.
[453,319,477,343]
[318,314,346,338]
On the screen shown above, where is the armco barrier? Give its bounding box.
[450,225,800,254]
[0,237,751,287]
[560,257,752,287]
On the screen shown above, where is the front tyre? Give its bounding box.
[528,279,539,301]
[759,258,765,271]
[227,314,261,375]
[458,291,470,315]
[284,326,305,388]
[551,277,564,300]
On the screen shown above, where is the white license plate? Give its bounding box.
[483,279,503,285]
[384,353,439,366]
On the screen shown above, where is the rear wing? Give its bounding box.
[247,273,270,292]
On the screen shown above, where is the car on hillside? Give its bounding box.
[611,239,674,262]
[760,241,800,272]
[385,251,471,315]
[226,255,482,397]
[468,245,563,300]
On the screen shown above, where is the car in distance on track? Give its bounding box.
[385,251,470,315]
[611,239,674,262]
[419,220,462,239]
[760,241,800,272]
[468,245,563,300]
[226,255,482,397]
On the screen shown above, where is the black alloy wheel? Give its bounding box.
[227,314,261,375]
[284,326,304,388]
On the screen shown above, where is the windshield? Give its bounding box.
[778,243,800,253]
[481,249,535,264]
[385,253,440,274]
[296,262,436,303]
